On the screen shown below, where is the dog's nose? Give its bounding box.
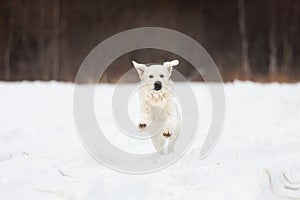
[154,81,162,91]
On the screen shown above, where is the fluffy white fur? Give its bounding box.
[132,60,181,154]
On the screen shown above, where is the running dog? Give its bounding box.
[132,60,181,154]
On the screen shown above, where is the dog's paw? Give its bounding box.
[138,115,152,131]
[138,123,147,129]
[163,130,172,138]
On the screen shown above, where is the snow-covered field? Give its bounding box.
[1,81,300,200]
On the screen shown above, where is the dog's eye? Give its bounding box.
[160,74,164,78]
[149,75,154,78]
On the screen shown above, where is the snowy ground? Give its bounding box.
[1,81,300,200]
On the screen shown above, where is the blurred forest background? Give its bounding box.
[0,0,299,83]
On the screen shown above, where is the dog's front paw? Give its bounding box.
[163,130,172,138]
[138,123,147,129]
[138,115,152,131]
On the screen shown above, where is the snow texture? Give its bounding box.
[1,81,300,200]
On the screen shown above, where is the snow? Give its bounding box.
[1,81,300,199]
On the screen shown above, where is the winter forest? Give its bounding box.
[0,0,299,82]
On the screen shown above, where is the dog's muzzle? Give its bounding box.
[154,81,162,91]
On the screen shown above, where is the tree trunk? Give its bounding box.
[282,34,292,75]
[268,3,277,76]
[281,1,292,76]
[238,0,251,77]
[38,0,45,80]
[4,1,14,81]
[52,0,60,80]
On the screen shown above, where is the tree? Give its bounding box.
[4,0,14,81]
[238,0,251,77]
[268,2,277,77]
[52,0,60,80]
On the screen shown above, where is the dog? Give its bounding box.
[132,60,181,154]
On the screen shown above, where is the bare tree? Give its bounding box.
[52,0,60,80]
[268,2,277,76]
[238,0,251,77]
[38,0,46,80]
[282,0,294,76]
[4,1,14,81]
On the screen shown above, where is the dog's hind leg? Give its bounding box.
[151,135,166,155]
[165,128,179,153]
[163,139,169,154]
[167,140,175,153]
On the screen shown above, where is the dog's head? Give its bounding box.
[132,60,179,91]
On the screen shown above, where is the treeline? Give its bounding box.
[0,0,299,82]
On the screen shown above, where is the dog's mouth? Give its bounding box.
[153,81,162,91]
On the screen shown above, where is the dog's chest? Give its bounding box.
[144,91,170,107]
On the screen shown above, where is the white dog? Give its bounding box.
[132,60,181,154]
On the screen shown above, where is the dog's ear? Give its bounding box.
[163,60,179,74]
[132,61,146,79]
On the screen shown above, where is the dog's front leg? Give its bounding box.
[138,100,152,130]
[162,107,178,153]
[162,103,177,138]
